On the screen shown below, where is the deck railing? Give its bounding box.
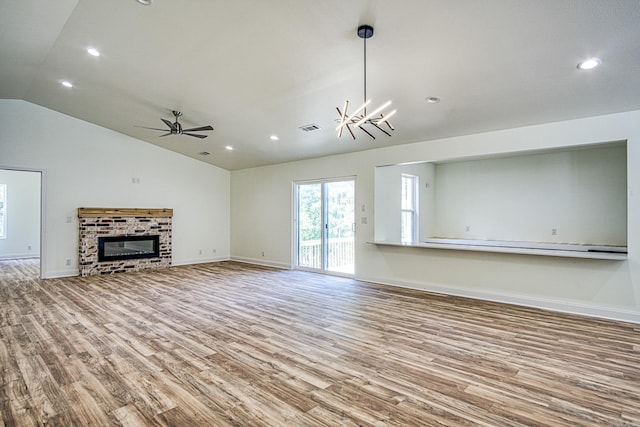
[299,237,354,270]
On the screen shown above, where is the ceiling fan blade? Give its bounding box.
[134,125,170,131]
[183,132,208,139]
[159,132,173,137]
[161,118,177,131]
[182,125,214,132]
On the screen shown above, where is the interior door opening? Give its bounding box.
[295,178,355,275]
[0,168,42,279]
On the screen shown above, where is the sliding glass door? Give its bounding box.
[295,178,355,275]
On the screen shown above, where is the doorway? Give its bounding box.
[295,178,355,275]
[0,168,42,278]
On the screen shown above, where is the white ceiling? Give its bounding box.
[2,0,640,170]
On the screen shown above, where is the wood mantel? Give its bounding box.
[78,207,173,218]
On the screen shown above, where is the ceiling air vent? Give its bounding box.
[299,123,321,132]
[198,151,210,156]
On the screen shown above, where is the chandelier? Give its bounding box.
[336,25,396,140]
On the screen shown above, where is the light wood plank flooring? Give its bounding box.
[1,258,639,426]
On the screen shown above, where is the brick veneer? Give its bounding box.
[78,208,172,276]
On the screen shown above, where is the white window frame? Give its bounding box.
[401,174,418,244]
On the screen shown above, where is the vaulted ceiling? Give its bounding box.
[2,0,639,170]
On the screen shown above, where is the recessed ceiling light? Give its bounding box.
[225,145,233,151]
[425,96,440,104]
[270,135,279,141]
[60,80,73,88]
[136,0,152,4]
[87,47,100,57]
[577,58,601,70]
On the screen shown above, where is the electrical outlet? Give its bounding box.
[66,216,72,223]
[65,258,71,266]
[465,225,471,232]
[28,245,32,250]
[261,251,265,257]
[199,249,203,255]
[552,228,558,236]
[212,248,216,254]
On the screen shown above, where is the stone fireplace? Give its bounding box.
[78,208,172,276]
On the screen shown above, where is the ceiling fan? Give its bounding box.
[136,110,213,139]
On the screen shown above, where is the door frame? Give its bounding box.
[292,175,356,277]
[0,165,46,279]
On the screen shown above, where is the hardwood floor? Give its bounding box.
[1,259,639,426]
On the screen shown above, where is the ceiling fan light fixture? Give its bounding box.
[60,80,73,88]
[87,47,100,57]
[136,0,152,5]
[425,96,441,104]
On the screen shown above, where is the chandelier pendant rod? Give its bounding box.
[363,33,367,116]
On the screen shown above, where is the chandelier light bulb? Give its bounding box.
[355,100,392,127]
[336,99,371,131]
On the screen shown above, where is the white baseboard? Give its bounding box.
[230,256,291,270]
[43,269,78,279]
[172,256,229,266]
[0,253,40,260]
[357,275,640,325]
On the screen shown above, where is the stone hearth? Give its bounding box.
[78,208,172,276]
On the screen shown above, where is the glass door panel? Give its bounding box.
[326,180,355,274]
[297,183,322,269]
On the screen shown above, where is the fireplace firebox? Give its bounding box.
[98,235,160,262]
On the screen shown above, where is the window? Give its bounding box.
[0,184,6,239]
[401,174,418,243]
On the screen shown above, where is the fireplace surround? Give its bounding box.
[78,208,172,276]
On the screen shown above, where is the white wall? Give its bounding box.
[433,143,626,244]
[0,100,230,277]
[373,165,402,242]
[231,110,640,323]
[0,169,41,259]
